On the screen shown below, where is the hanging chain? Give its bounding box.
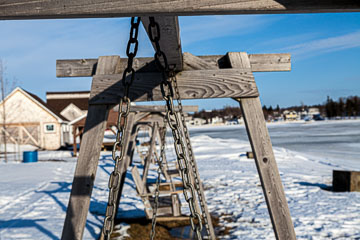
[102,16,141,240]
[148,16,203,240]
[172,76,212,238]
[150,118,167,240]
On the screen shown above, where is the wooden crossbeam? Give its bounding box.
[89,68,258,104]
[141,16,183,71]
[56,53,290,77]
[0,1,359,20]
[115,105,198,112]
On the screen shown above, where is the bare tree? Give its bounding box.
[0,59,7,163]
[0,60,18,163]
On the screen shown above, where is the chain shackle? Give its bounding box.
[102,16,141,240]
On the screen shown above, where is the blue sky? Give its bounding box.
[0,13,359,110]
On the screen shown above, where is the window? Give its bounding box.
[45,124,55,133]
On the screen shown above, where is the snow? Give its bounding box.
[1,120,360,239]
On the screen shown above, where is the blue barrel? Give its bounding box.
[23,151,38,163]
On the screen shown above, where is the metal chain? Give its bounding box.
[148,16,203,240]
[172,76,212,238]
[102,16,141,240]
[150,118,167,240]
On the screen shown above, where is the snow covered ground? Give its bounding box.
[0,120,360,239]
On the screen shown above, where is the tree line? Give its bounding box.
[325,96,360,118]
[192,95,360,120]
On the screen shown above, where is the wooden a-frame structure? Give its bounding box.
[2,2,359,240]
[57,48,294,240]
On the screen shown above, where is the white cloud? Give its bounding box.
[280,31,360,58]
[179,15,278,46]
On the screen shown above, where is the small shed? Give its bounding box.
[0,87,68,150]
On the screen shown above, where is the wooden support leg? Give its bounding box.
[61,105,110,240]
[142,123,158,185]
[61,56,121,240]
[228,52,296,240]
[238,97,296,240]
[128,123,139,167]
[72,127,77,156]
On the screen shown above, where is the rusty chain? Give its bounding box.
[147,16,204,240]
[102,16,141,240]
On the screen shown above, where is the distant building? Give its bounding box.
[308,108,320,117]
[283,110,298,121]
[190,118,206,126]
[211,116,223,124]
[0,87,68,150]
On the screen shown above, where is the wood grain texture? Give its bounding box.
[114,105,198,113]
[61,56,121,240]
[228,52,296,240]
[89,68,258,104]
[56,53,290,77]
[1,0,359,20]
[141,16,183,71]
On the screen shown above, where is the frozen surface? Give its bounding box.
[0,120,360,239]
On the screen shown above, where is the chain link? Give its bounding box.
[147,16,203,240]
[172,75,212,239]
[150,119,167,240]
[102,16,141,240]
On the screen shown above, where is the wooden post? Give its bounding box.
[61,56,121,240]
[228,52,296,240]
[142,123,158,185]
[72,126,77,156]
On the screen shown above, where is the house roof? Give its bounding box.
[3,87,68,122]
[71,109,119,127]
[46,91,90,116]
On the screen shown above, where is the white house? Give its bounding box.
[0,87,68,150]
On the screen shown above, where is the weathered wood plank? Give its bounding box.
[114,105,198,113]
[1,0,359,20]
[142,123,158,185]
[248,54,291,72]
[228,52,296,240]
[89,68,258,104]
[56,53,290,77]
[61,56,121,240]
[142,16,183,71]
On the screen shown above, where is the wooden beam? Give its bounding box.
[56,53,290,77]
[228,52,296,240]
[141,16,183,71]
[114,105,198,113]
[0,1,359,20]
[61,56,120,240]
[89,68,258,104]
